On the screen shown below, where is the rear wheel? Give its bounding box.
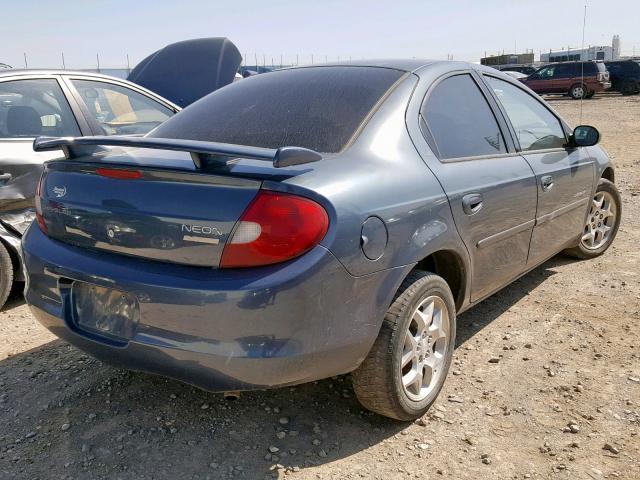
[352,271,456,420]
[564,179,621,259]
[621,80,639,96]
[570,83,587,100]
[0,241,14,311]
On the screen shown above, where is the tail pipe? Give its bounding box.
[223,391,241,400]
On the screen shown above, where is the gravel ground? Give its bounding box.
[1,94,638,480]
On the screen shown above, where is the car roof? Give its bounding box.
[0,69,181,110]
[0,69,127,81]
[541,60,602,65]
[279,59,500,75]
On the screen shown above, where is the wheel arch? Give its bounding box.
[413,249,467,312]
[602,166,615,183]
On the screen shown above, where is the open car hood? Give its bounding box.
[127,37,242,108]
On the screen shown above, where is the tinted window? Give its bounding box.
[421,74,506,159]
[606,63,622,74]
[554,64,575,77]
[486,77,566,151]
[0,78,80,138]
[607,61,638,73]
[71,79,174,135]
[151,67,404,153]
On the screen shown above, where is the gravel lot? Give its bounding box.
[1,94,638,480]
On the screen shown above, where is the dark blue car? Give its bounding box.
[22,61,620,420]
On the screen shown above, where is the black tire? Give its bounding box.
[569,83,587,100]
[0,241,14,311]
[352,270,456,421]
[621,80,639,96]
[564,178,621,259]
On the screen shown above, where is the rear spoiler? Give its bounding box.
[33,136,322,169]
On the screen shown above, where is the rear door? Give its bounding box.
[483,75,595,266]
[418,72,537,302]
[0,76,86,226]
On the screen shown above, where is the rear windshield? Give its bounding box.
[150,66,405,153]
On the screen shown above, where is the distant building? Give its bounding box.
[541,46,614,63]
[541,36,621,63]
[480,53,535,67]
[612,35,621,59]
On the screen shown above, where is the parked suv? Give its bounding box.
[522,61,611,99]
[605,60,640,95]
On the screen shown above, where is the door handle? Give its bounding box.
[541,175,554,191]
[462,193,483,215]
[0,172,12,184]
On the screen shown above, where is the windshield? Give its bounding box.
[150,66,405,153]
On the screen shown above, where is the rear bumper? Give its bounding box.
[23,225,410,391]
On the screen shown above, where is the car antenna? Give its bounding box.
[580,4,587,123]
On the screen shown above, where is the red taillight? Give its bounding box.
[220,191,329,268]
[35,173,47,235]
[96,168,142,180]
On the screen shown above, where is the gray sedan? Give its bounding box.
[23,61,620,420]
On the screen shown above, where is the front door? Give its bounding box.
[484,75,596,266]
[524,65,555,94]
[0,78,81,226]
[418,73,537,302]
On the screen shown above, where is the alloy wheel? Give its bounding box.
[581,191,617,250]
[400,295,450,401]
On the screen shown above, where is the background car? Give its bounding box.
[0,70,180,309]
[605,60,640,95]
[23,61,620,420]
[502,70,529,80]
[494,64,538,75]
[522,61,611,99]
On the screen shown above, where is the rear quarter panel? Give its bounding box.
[281,72,469,296]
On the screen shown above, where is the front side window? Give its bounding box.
[536,66,555,79]
[486,77,566,151]
[71,79,173,135]
[0,78,80,138]
[421,74,506,159]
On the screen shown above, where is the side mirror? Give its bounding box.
[570,125,600,147]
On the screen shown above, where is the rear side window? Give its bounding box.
[71,79,174,135]
[151,66,404,153]
[554,64,576,77]
[0,78,80,138]
[421,74,507,159]
[486,77,566,151]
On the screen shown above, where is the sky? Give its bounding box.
[2,0,639,69]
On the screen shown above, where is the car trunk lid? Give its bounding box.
[39,149,262,268]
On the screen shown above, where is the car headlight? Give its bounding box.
[1,210,37,235]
